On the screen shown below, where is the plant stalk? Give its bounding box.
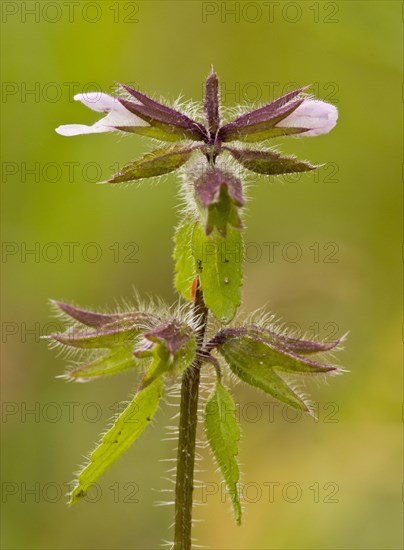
[173,283,208,550]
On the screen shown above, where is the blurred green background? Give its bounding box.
[1,1,402,549]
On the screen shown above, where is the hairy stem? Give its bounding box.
[173,283,208,550]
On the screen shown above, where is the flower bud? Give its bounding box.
[194,167,244,236]
[277,99,338,137]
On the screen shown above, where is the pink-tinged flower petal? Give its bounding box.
[74,92,125,112]
[55,124,110,136]
[277,99,338,137]
[55,92,148,136]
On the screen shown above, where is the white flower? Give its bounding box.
[55,92,149,136]
[277,99,338,137]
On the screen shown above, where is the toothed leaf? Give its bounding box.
[204,381,242,525]
[192,222,242,324]
[225,147,316,175]
[173,218,197,301]
[70,376,163,505]
[106,145,196,184]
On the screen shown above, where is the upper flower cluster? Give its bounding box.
[56,68,338,235]
[56,67,337,157]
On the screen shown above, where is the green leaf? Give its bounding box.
[139,344,171,388]
[136,320,197,388]
[52,319,145,349]
[118,124,190,142]
[173,218,197,301]
[192,222,242,324]
[193,167,244,237]
[68,346,140,380]
[225,147,316,175]
[70,376,163,505]
[218,336,309,412]
[215,327,337,371]
[106,145,196,183]
[204,381,242,525]
[170,335,197,375]
[139,334,196,389]
[204,185,243,237]
[222,125,304,143]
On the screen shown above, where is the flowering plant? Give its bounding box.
[50,68,343,549]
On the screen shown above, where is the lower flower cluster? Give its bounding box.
[48,299,343,518]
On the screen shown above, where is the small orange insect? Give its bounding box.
[190,276,199,302]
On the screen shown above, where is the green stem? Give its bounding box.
[173,283,208,550]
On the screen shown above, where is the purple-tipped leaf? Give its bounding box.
[50,318,151,349]
[224,147,316,175]
[273,332,344,355]
[67,346,140,380]
[118,98,205,141]
[120,83,202,126]
[194,167,244,236]
[221,326,343,355]
[219,97,308,142]
[52,300,149,328]
[218,336,311,411]
[105,145,197,184]
[233,87,308,126]
[118,84,207,142]
[211,328,339,374]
